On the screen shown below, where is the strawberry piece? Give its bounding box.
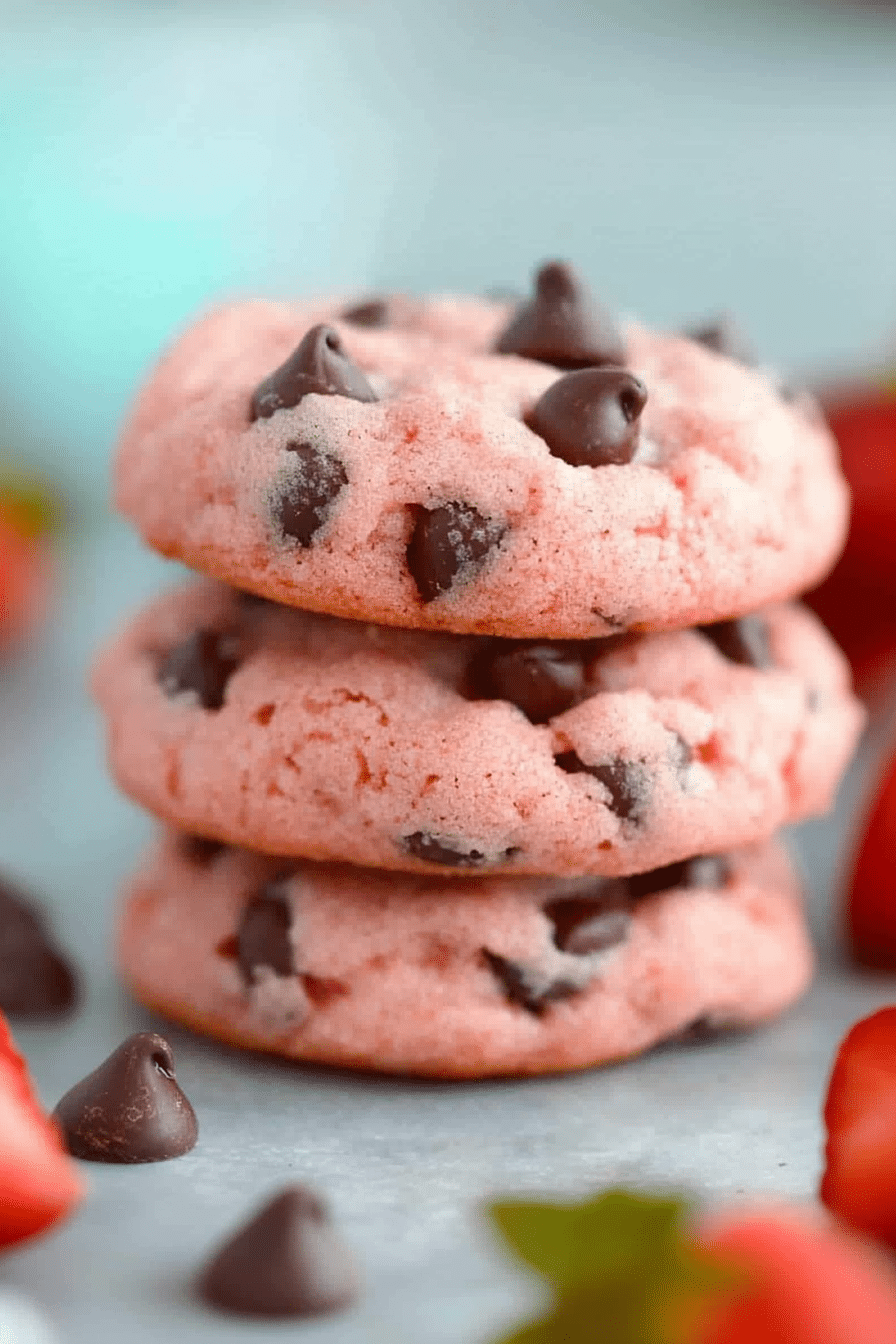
[0,508,50,655]
[820,1007,896,1248]
[847,749,896,969]
[0,1011,83,1249]
[695,1207,896,1344]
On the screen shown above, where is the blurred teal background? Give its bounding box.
[1,0,895,509]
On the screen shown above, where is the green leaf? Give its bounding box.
[486,1187,745,1344]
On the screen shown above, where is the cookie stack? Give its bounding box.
[95,262,863,1077]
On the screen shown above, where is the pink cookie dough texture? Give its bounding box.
[92,580,864,878]
[117,831,813,1078]
[114,292,849,639]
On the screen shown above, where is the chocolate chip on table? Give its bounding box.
[52,1032,198,1163]
[179,836,226,866]
[493,260,625,369]
[198,1185,361,1319]
[250,324,377,421]
[158,629,241,710]
[339,298,389,328]
[543,895,632,956]
[237,888,295,982]
[0,876,79,1017]
[481,950,582,1015]
[469,641,587,723]
[527,368,648,467]
[554,752,651,823]
[272,442,349,548]
[684,313,757,366]
[401,832,517,868]
[699,616,771,669]
[406,502,506,603]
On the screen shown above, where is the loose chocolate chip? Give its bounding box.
[401,832,516,868]
[179,836,226,866]
[198,1185,361,1319]
[625,853,732,900]
[699,616,771,669]
[481,950,581,1015]
[406,502,505,603]
[470,641,587,723]
[158,629,241,710]
[684,313,757,366]
[554,752,651,823]
[237,888,295,983]
[543,895,632,956]
[527,368,648,468]
[0,877,79,1017]
[273,442,349,548]
[250,324,377,421]
[52,1032,197,1163]
[493,261,624,370]
[339,298,389,328]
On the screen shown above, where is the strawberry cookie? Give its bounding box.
[114,263,848,639]
[117,831,811,1078]
[93,580,862,877]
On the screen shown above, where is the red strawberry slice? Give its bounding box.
[820,1007,896,1248]
[0,1011,83,1248]
[847,749,896,969]
[695,1206,896,1343]
[0,508,50,655]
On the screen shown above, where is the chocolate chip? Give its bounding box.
[554,752,651,823]
[158,629,241,710]
[406,502,505,602]
[250,325,377,421]
[543,895,632,956]
[481,950,581,1015]
[237,888,295,982]
[685,313,756,366]
[179,836,226,866]
[469,642,587,723]
[273,442,349,548]
[625,853,731,900]
[401,832,516,868]
[198,1185,361,1319]
[494,261,624,370]
[339,299,389,328]
[0,877,79,1018]
[699,616,771,669]
[527,368,647,468]
[52,1032,197,1163]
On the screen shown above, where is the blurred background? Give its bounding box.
[1,0,895,511]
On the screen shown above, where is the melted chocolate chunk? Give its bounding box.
[685,313,757,366]
[198,1185,361,1319]
[699,616,771,669]
[543,896,632,956]
[53,1033,197,1163]
[406,502,505,603]
[401,832,516,868]
[494,261,624,370]
[273,442,349,548]
[527,368,648,468]
[0,877,79,1017]
[179,836,226,866]
[339,298,389,328]
[481,950,581,1015]
[250,324,377,421]
[554,752,651,823]
[470,642,587,723]
[237,888,295,982]
[158,629,241,710]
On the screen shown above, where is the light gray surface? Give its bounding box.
[1,524,895,1344]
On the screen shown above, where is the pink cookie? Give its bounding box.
[115,264,848,639]
[117,831,813,1078]
[93,580,863,877]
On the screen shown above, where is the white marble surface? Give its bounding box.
[0,523,895,1342]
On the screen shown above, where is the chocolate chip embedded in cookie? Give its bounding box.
[494,261,625,369]
[250,325,376,421]
[406,502,506,603]
[271,443,349,549]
